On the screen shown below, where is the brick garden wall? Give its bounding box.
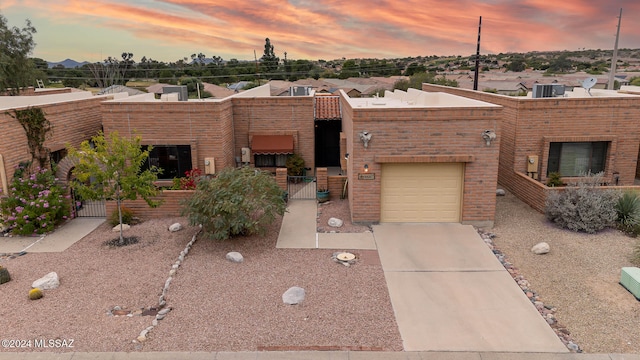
[105,190,194,219]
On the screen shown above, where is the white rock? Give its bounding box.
[531,242,550,255]
[112,224,131,232]
[32,272,59,290]
[328,217,343,228]
[282,286,306,305]
[496,188,506,196]
[226,251,244,263]
[168,223,183,232]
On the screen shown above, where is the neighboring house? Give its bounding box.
[423,83,640,211]
[341,88,502,227]
[0,90,119,193]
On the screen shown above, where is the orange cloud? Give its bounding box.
[3,0,640,62]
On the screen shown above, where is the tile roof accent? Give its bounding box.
[314,95,341,120]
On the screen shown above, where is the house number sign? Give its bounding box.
[358,173,375,180]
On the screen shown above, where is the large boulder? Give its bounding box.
[32,272,59,290]
[282,286,305,305]
[112,224,130,232]
[226,252,244,263]
[328,218,343,228]
[168,223,183,232]
[531,242,550,255]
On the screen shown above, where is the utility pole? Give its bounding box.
[608,8,622,90]
[473,16,482,91]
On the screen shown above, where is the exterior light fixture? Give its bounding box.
[481,130,496,146]
[359,131,372,148]
[364,164,369,172]
[344,153,349,160]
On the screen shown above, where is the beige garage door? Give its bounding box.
[381,163,463,223]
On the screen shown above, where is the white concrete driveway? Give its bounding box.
[373,223,568,352]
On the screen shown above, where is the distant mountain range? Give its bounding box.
[47,59,91,69]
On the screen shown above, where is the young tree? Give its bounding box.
[67,131,162,245]
[182,167,287,240]
[0,14,37,95]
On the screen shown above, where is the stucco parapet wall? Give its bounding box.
[341,88,501,109]
[374,155,475,163]
[0,91,123,111]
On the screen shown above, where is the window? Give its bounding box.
[143,145,192,179]
[547,142,608,177]
[254,154,288,168]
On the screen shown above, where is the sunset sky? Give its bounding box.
[1,0,639,63]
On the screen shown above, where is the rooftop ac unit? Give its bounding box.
[532,84,554,98]
[163,85,188,101]
[551,84,565,96]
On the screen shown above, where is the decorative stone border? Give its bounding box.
[133,225,202,344]
[476,228,581,353]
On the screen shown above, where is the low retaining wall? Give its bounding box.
[509,172,640,213]
[106,190,194,219]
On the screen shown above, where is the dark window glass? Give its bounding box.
[254,154,288,168]
[547,142,608,176]
[143,145,192,179]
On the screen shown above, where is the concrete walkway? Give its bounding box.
[276,200,376,250]
[0,217,104,253]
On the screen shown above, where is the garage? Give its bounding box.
[380,163,463,223]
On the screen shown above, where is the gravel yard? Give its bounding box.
[0,213,401,353]
[491,190,640,353]
[2,192,640,353]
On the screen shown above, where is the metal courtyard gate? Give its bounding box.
[71,190,106,218]
[287,176,317,200]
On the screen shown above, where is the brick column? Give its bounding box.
[316,167,328,191]
[275,168,288,191]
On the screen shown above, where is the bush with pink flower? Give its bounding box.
[0,164,70,235]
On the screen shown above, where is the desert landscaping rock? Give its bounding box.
[282,286,306,305]
[31,271,59,290]
[169,223,183,232]
[531,242,550,255]
[112,224,131,232]
[496,188,506,196]
[226,251,244,263]
[328,217,343,228]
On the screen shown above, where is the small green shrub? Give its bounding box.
[29,288,43,300]
[109,206,135,227]
[285,154,305,176]
[616,191,640,230]
[546,172,563,187]
[545,173,618,233]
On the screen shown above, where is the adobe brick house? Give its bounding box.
[101,85,315,182]
[0,90,113,194]
[341,88,502,227]
[423,83,640,211]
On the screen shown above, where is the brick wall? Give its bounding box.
[328,176,347,200]
[0,97,104,192]
[232,96,315,172]
[101,99,236,174]
[341,92,502,226]
[105,190,194,219]
[423,84,640,211]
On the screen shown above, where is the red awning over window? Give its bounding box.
[251,135,294,155]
